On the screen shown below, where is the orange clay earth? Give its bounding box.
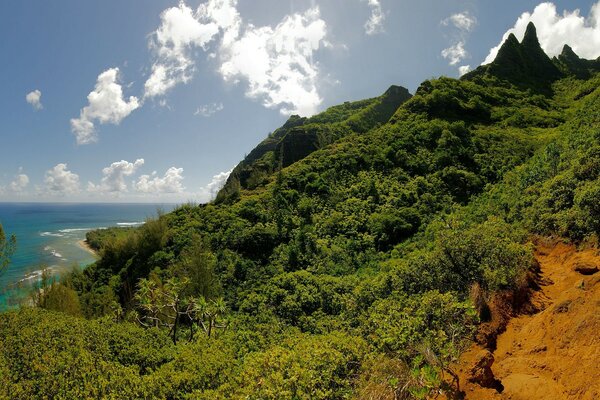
[452,240,600,400]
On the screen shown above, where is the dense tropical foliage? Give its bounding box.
[1,24,600,399]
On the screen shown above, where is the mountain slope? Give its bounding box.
[217,85,412,202]
[1,23,600,399]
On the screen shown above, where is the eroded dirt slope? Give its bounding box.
[457,240,600,400]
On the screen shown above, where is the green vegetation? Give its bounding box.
[0,222,16,277]
[1,25,600,399]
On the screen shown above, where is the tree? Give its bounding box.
[173,237,220,300]
[0,222,16,277]
[134,277,227,343]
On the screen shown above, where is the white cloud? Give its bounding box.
[458,65,471,76]
[199,168,232,200]
[442,41,467,65]
[71,68,140,145]
[442,12,477,32]
[484,2,600,64]
[199,0,242,48]
[9,174,29,192]
[219,7,327,116]
[194,102,224,116]
[363,0,385,35]
[143,1,329,115]
[88,159,144,193]
[144,1,239,98]
[135,167,185,194]
[25,90,43,111]
[441,11,477,71]
[44,164,80,195]
[1,169,30,195]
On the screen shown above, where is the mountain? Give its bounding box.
[216,85,412,203]
[463,22,563,94]
[553,44,600,79]
[1,23,599,399]
[464,22,600,96]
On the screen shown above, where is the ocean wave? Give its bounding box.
[51,250,63,258]
[41,227,108,238]
[40,231,65,237]
[117,222,144,227]
[18,270,43,282]
[17,267,55,283]
[58,228,94,233]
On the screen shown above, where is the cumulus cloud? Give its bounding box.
[441,11,477,74]
[25,90,43,111]
[363,0,385,35]
[441,41,467,66]
[135,167,185,194]
[199,168,232,200]
[144,2,222,98]
[0,169,30,194]
[199,0,242,48]
[143,1,329,116]
[10,173,29,192]
[458,65,471,76]
[88,159,145,193]
[194,102,224,116]
[442,12,477,32]
[483,2,600,64]
[44,164,80,195]
[219,7,327,116]
[71,68,140,145]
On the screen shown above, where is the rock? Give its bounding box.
[467,350,497,388]
[573,262,599,275]
[553,300,572,314]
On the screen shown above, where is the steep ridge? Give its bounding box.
[463,23,563,94]
[455,240,600,399]
[216,85,412,202]
[463,22,600,95]
[553,45,600,79]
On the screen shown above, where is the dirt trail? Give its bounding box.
[455,241,600,400]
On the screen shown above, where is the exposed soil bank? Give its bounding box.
[454,239,600,400]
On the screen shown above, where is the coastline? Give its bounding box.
[77,240,98,257]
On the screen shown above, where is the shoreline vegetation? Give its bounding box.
[77,239,98,257]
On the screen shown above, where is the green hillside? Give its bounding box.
[217,85,412,202]
[1,24,600,399]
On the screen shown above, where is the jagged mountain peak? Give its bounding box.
[522,21,540,48]
[560,44,577,58]
[554,43,600,79]
[463,22,563,94]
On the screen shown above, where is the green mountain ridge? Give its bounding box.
[217,85,412,202]
[463,22,600,94]
[1,23,599,399]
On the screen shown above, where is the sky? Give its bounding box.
[1,0,599,203]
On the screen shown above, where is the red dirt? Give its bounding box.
[454,240,600,400]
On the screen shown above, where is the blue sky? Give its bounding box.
[1,0,599,203]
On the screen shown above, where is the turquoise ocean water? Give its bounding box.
[0,203,174,310]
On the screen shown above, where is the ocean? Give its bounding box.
[0,202,175,310]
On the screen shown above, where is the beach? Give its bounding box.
[77,240,98,256]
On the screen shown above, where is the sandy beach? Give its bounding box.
[77,240,98,256]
